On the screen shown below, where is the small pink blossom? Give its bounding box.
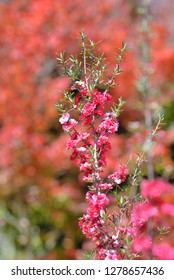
[104,112,116,119]
[66,139,77,150]
[127,227,137,237]
[79,213,104,241]
[99,118,119,134]
[62,119,78,132]
[70,149,79,161]
[97,183,112,190]
[105,250,118,260]
[92,89,107,105]
[94,249,107,260]
[87,205,100,218]
[117,226,127,234]
[81,115,93,125]
[74,88,88,105]
[97,135,111,150]
[98,150,107,167]
[80,162,91,172]
[89,193,109,209]
[86,191,94,201]
[82,174,93,182]
[108,165,128,184]
[78,132,90,141]
[80,102,96,118]
[103,92,113,102]
[71,131,78,140]
[59,113,70,124]
[94,105,104,116]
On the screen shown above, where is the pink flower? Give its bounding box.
[78,132,90,141]
[80,102,96,118]
[66,139,77,150]
[79,213,104,240]
[97,135,111,150]
[79,88,88,95]
[70,149,79,161]
[89,193,109,209]
[99,118,119,134]
[71,131,78,140]
[94,249,107,260]
[94,105,104,117]
[160,203,174,216]
[80,162,91,172]
[81,115,93,125]
[117,226,127,234]
[104,92,113,102]
[108,165,128,184]
[87,205,100,218]
[98,150,107,167]
[82,174,93,182]
[141,179,172,200]
[59,113,70,124]
[152,243,174,260]
[86,191,94,201]
[74,88,88,105]
[92,89,106,105]
[105,251,118,260]
[62,119,78,132]
[133,236,152,253]
[97,183,113,190]
[79,214,97,238]
[131,202,158,224]
[127,226,137,237]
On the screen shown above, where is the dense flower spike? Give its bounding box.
[58,36,129,258]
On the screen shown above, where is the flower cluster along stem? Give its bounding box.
[57,33,130,259]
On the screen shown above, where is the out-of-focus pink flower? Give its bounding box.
[133,236,152,252]
[160,203,174,216]
[141,179,172,199]
[131,202,158,224]
[152,243,174,260]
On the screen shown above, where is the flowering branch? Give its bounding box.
[57,33,130,259]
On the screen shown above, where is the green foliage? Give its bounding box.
[163,101,174,128]
[57,32,127,93]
